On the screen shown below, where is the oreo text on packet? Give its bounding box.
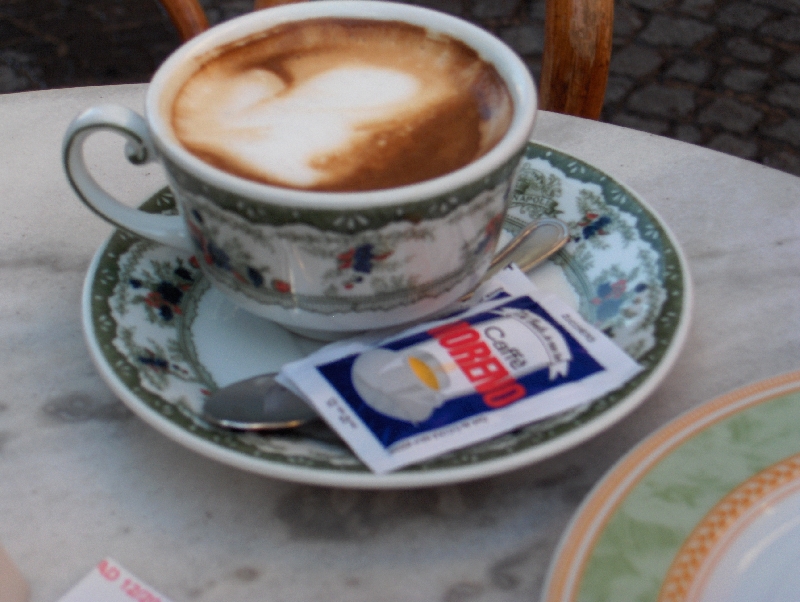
[427,320,527,409]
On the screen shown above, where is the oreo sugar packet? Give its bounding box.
[279,265,642,474]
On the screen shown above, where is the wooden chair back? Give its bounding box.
[158,0,612,120]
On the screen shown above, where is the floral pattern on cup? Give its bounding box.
[170,176,511,314]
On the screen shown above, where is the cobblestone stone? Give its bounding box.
[676,124,704,142]
[500,24,544,55]
[0,51,45,92]
[761,118,800,146]
[759,16,800,41]
[407,0,463,14]
[610,45,664,77]
[528,0,546,20]
[611,112,670,134]
[605,75,636,103]
[627,83,696,118]
[3,0,800,178]
[614,5,645,37]
[782,55,800,78]
[679,0,717,17]
[0,64,27,93]
[698,97,765,133]
[639,15,716,46]
[754,0,800,12]
[708,132,759,157]
[472,0,519,18]
[725,37,774,63]
[716,2,773,28]
[764,150,800,175]
[630,0,670,11]
[666,58,712,83]
[768,83,800,111]
[723,67,770,91]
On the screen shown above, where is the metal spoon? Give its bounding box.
[461,216,570,298]
[201,217,570,431]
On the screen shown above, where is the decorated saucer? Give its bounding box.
[541,371,800,602]
[81,142,692,489]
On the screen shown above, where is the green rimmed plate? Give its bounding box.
[542,371,800,602]
[81,142,691,489]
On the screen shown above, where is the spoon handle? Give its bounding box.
[461,217,569,301]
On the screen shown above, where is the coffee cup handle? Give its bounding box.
[63,104,193,251]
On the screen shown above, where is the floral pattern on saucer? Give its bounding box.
[84,143,690,487]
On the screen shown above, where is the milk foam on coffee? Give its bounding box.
[171,18,513,191]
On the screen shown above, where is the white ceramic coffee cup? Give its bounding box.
[63,1,537,337]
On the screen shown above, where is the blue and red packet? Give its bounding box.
[279,266,642,473]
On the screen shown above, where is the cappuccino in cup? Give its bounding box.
[170,18,513,192]
[64,1,537,336]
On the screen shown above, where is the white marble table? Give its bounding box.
[1,85,798,602]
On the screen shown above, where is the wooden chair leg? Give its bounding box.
[539,0,614,119]
[254,0,308,9]
[162,0,304,42]
[161,0,210,41]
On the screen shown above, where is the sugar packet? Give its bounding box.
[279,265,642,474]
[57,558,173,602]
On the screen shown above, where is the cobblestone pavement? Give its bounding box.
[2,0,800,175]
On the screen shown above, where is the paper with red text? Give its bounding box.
[58,558,173,602]
[280,265,642,473]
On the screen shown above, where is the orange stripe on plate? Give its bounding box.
[544,370,800,602]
